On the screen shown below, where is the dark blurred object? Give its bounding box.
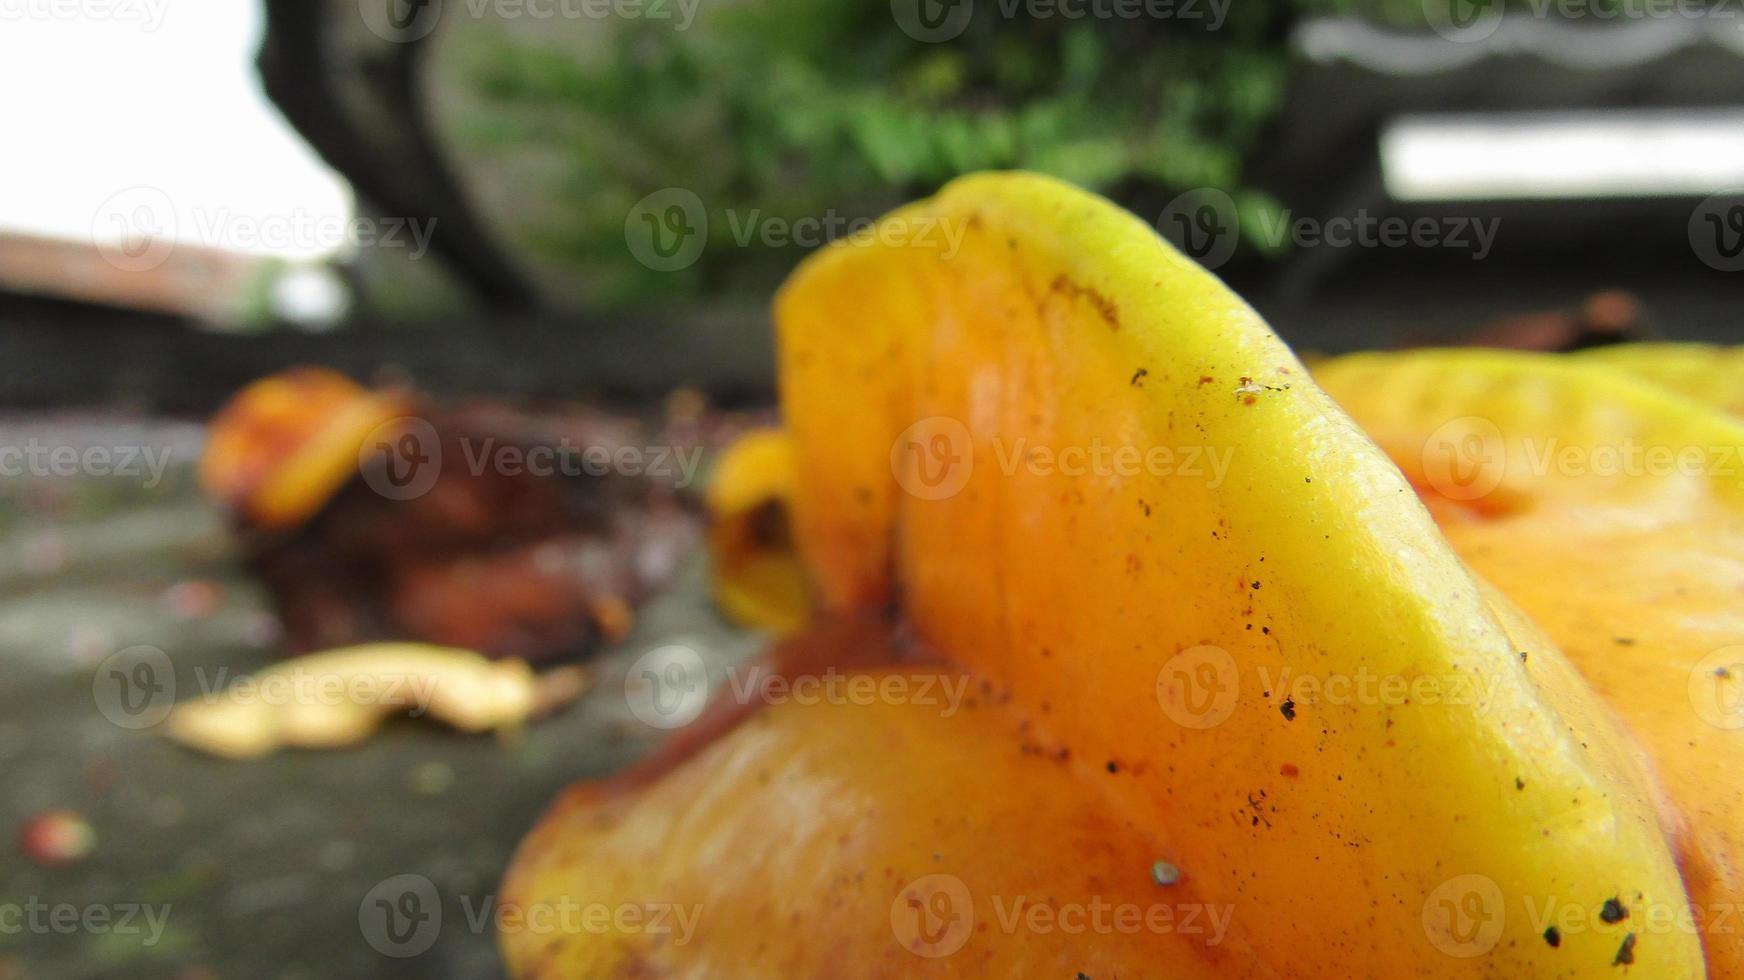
[202,368,710,662]
[1448,289,1651,352]
[258,0,537,310]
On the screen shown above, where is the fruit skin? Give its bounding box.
[772,172,1702,976]
[1317,347,1744,977]
[502,632,1262,978]
[1579,343,1744,420]
[163,643,586,758]
[200,367,410,530]
[705,428,809,634]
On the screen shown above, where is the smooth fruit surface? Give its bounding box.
[503,632,1263,978]
[1319,348,1744,975]
[768,173,1699,976]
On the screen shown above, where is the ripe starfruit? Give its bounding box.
[1579,343,1744,420]
[1317,347,1744,976]
[502,175,1711,977]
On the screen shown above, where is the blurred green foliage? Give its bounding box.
[448,0,1526,306]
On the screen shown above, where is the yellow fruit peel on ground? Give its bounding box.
[165,643,587,759]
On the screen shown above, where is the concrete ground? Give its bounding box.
[0,416,762,980]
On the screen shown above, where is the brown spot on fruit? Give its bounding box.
[1612,933,1636,966]
[1049,274,1120,329]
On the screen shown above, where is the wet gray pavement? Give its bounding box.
[0,416,762,979]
